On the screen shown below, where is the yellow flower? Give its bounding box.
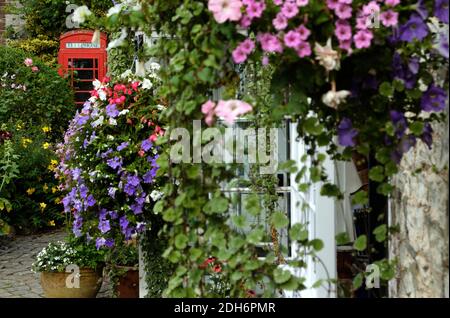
[26,188,36,195]
[42,142,51,150]
[55,197,61,204]
[48,220,56,227]
[21,138,32,148]
[42,126,52,133]
[16,123,23,130]
[51,159,58,165]
[52,187,58,194]
[39,202,47,210]
[43,184,49,192]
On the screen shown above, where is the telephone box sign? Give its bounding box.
[58,30,108,106]
[66,42,101,49]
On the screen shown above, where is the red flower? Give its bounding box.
[213,264,222,273]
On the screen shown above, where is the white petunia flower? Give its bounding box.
[314,38,341,72]
[142,79,153,90]
[72,5,92,24]
[322,90,351,109]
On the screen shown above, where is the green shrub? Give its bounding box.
[0,46,74,137]
[7,36,60,68]
[0,122,65,233]
[13,0,113,39]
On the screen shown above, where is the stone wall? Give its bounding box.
[0,0,6,44]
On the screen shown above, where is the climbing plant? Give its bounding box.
[77,0,448,297]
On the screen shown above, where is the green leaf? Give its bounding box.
[336,232,351,245]
[232,215,247,228]
[377,182,394,195]
[353,272,364,289]
[248,228,264,244]
[369,166,385,182]
[379,82,394,97]
[352,190,368,205]
[409,121,424,136]
[174,233,189,249]
[274,268,292,284]
[204,196,228,214]
[310,239,324,251]
[373,224,387,243]
[289,223,309,241]
[353,235,367,251]
[271,211,289,229]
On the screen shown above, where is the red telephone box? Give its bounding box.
[58,30,108,106]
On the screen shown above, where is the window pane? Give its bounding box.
[72,59,94,68]
[74,70,94,80]
[74,81,93,91]
[75,92,91,103]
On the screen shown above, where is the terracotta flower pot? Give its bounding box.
[40,268,103,298]
[115,265,139,298]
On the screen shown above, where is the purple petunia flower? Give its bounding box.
[436,33,449,59]
[399,14,429,42]
[119,216,129,232]
[390,110,407,138]
[392,53,419,89]
[421,122,433,149]
[86,195,96,207]
[96,237,106,250]
[434,0,449,23]
[421,85,447,112]
[141,139,153,152]
[107,156,122,170]
[105,238,115,248]
[143,168,158,184]
[79,184,88,199]
[415,0,429,20]
[136,222,146,233]
[73,216,83,237]
[117,142,129,151]
[108,187,117,199]
[76,114,89,127]
[106,104,119,118]
[71,168,83,181]
[109,211,118,219]
[337,118,358,147]
[130,202,143,215]
[127,175,140,187]
[101,149,113,159]
[98,219,111,234]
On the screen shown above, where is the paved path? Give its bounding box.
[0,230,112,298]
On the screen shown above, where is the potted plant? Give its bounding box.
[106,240,139,298]
[32,236,105,298]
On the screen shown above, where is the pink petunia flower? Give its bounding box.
[215,100,253,125]
[258,33,284,53]
[240,38,256,54]
[232,47,248,64]
[354,30,373,49]
[246,0,266,19]
[296,41,312,57]
[335,21,352,41]
[208,0,243,23]
[24,58,33,67]
[296,24,311,40]
[334,4,352,20]
[281,1,299,19]
[326,0,339,10]
[284,30,302,48]
[31,66,39,72]
[380,10,399,27]
[273,12,288,30]
[385,0,400,7]
[296,0,309,7]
